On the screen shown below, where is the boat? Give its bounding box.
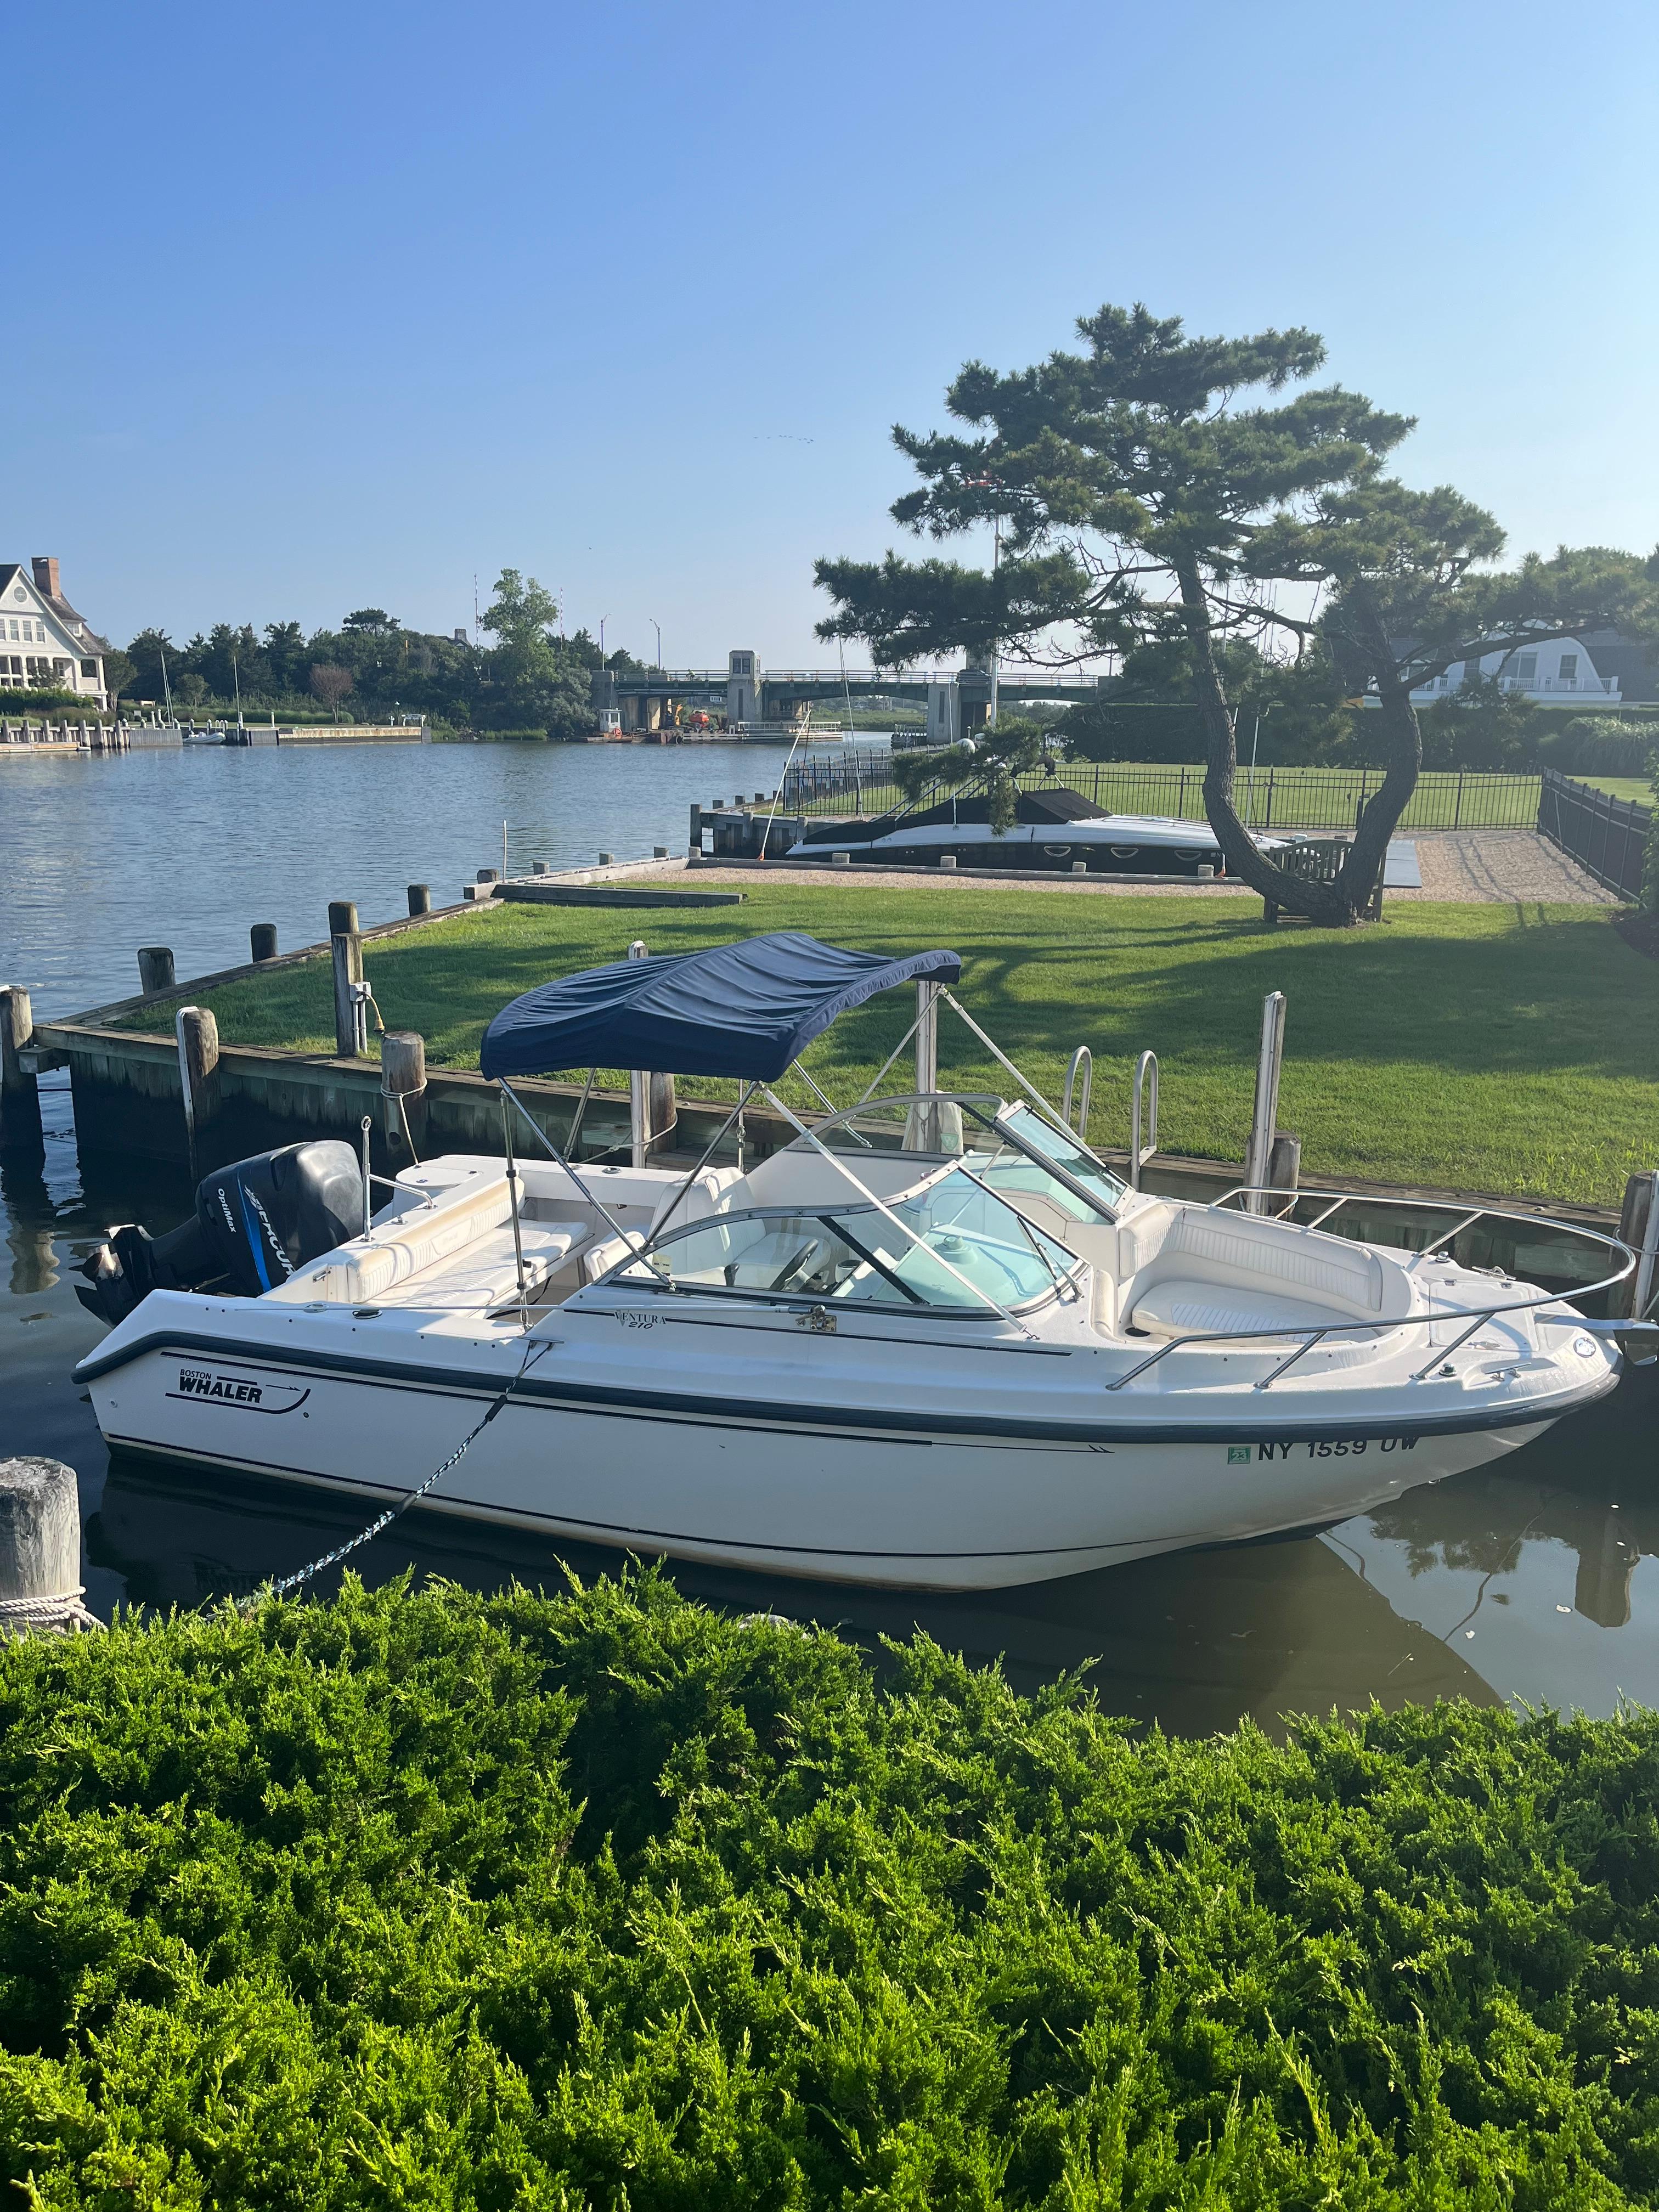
[70,933,1645,1591]
[785,783,1276,875]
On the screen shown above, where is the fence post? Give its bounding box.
[1454,770,1464,831]
[1265,771,1274,830]
[1178,766,1187,819]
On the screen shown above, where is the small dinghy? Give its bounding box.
[72,934,1643,1589]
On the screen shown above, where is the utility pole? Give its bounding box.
[650,618,661,670]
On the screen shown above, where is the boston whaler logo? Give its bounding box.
[169,1367,309,1415]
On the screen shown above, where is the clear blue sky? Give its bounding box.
[18,0,1656,665]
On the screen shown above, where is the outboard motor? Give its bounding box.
[77,1140,365,1326]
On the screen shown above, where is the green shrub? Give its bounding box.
[1541,716,1659,778]
[0,687,99,714]
[5,1573,1659,2205]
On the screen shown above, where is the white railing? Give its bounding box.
[1100,1189,1648,1393]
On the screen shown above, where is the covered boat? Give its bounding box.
[72,933,1643,1589]
[785,783,1283,875]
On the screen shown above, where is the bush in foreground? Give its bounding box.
[3,1573,1659,2207]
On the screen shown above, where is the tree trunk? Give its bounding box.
[1174,560,1355,926]
[1328,581,1425,916]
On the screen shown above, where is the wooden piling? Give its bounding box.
[175,1005,221,1176]
[0,1458,93,1635]
[1267,1132,1301,1197]
[380,1029,428,1154]
[689,801,702,855]
[0,984,43,1154]
[138,945,176,995]
[250,923,278,962]
[1618,1170,1657,1320]
[329,902,366,1058]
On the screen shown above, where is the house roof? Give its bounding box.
[0,563,110,656]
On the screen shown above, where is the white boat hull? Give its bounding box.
[89,1334,1559,1589]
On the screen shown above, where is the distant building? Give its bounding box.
[0,557,109,706]
[1408,628,1657,710]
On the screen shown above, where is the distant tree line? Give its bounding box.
[116,570,636,738]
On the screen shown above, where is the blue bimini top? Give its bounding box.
[478,930,962,1082]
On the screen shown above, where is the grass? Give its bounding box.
[1575,776,1655,805]
[10,1574,1659,2207]
[117,883,1659,1205]
[793,760,1545,833]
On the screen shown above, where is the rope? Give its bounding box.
[0,1587,103,1633]
[244,1339,552,1608]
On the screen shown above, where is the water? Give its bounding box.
[2,739,1654,1728]
[1,736,820,1019]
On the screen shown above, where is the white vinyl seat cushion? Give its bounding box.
[584,1232,646,1285]
[1130,1279,1376,1342]
[313,1222,577,1308]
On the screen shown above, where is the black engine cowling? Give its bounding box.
[76,1140,365,1325]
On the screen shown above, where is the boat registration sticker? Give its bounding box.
[1234,1437,1420,1462]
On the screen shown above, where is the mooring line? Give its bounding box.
[243,1338,553,1607]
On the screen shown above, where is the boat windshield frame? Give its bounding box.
[791,1091,1125,1224]
[585,1169,1087,1322]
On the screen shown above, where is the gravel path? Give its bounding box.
[1397,830,1617,905]
[648,830,1613,906]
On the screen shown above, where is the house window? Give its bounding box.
[80,658,97,679]
[52,658,70,678]
[7,622,16,641]
[7,658,18,675]
[1516,653,1537,681]
[1559,653,1578,684]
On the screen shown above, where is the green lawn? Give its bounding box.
[800,761,1545,832]
[1576,774,1655,804]
[119,885,1659,1204]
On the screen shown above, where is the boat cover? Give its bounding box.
[479,930,963,1081]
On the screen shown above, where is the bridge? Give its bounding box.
[593,649,1105,738]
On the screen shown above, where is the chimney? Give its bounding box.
[31,556,60,602]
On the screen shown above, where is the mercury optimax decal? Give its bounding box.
[167,1367,310,1415]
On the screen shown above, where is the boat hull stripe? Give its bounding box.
[72,1327,1618,1444]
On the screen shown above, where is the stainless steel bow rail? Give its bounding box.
[1103,1190,1654,1394]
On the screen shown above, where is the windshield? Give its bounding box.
[794,1093,1124,1222]
[612,1170,1082,1313]
[973,1105,1126,1218]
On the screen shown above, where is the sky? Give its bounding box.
[13,0,1657,667]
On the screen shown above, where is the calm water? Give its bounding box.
[1,738,1654,1728]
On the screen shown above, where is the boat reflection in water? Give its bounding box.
[88,1451,1493,1736]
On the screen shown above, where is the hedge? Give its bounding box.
[1541,718,1659,778]
[3,1573,1659,2207]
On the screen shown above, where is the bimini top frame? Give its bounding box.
[482,930,1124,1334]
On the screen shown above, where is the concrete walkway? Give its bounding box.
[658,830,1615,906]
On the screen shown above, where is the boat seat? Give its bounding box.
[649,1166,746,1233]
[294,1221,579,1308]
[375,1222,578,1309]
[584,1232,646,1285]
[1130,1279,1378,1342]
[1125,1205,1393,1322]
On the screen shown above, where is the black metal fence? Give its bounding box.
[782,755,1545,833]
[1537,768,1653,899]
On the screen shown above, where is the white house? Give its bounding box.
[0,556,108,706]
[1409,634,1621,707]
